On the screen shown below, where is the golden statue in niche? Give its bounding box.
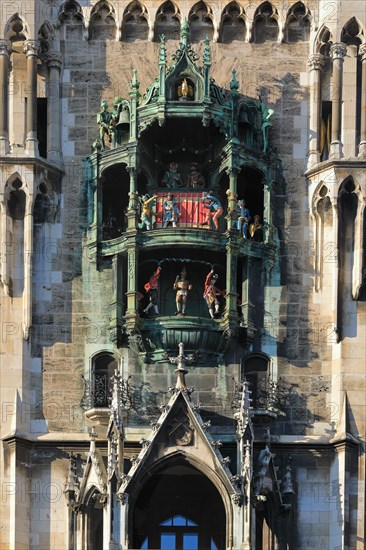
[178,78,193,100]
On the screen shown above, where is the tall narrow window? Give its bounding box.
[92,353,118,407]
[37,98,47,158]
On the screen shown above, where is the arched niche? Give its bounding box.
[155,1,181,41]
[220,2,246,44]
[341,19,364,155]
[122,1,149,42]
[138,250,226,318]
[338,178,359,329]
[89,0,117,40]
[58,1,85,41]
[91,352,119,407]
[315,27,332,161]
[188,1,214,43]
[252,2,279,44]
[341,17,364,46]
[34,182,51,224]
[237,166,265,237]
[130,457,227,549]
[101,163,129,240]
[138,119,225,190]
[83,487,104,549]
[285,2,310,43]
[4,13,29,41]
[5,176,26,296]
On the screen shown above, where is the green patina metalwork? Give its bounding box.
[84,21,280,362]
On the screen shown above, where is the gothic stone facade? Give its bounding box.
[0,1,365,549]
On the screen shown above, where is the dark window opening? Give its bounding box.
[320,101,332,162]
[133,460,226,549]
[37,98,47,158]
[92,354,118,407]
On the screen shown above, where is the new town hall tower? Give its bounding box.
[0,1,365,548]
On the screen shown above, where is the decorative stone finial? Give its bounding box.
[230,69,239,93]
[281,456,295,495]
[167,342,196,390]
[130,68,140,94]
[159,34,166,65]
[203,35,211,66]
[180,19,190,47]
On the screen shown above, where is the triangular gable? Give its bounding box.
[77,438,108,505]
[117,389,241,502]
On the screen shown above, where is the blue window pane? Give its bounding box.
[140,537,148,549]
[211,537,218,550]
[160,518,172,526]
[187,519,198,526]
[183,533,198,550]
[161,533,176,550]
[172,515,186,526]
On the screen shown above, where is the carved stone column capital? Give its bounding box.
[359,43,366,62]
[330,42,347,62]
[308,53,325,71]
[23,39,39,58]
[0,39,11,57]
[46,51,62,70]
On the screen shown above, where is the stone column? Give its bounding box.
[46,51,62,165]
[358,44,366,157]
[330,43,347,159]
[125,244,138,325]
[127,167,138,231]
[24,40,39,155]
[307,53,325,167]
[0,39,11,155]
[226,241,239,322]
[226,169,238,231]
[23,195,33,340]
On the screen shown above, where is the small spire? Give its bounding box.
[167,342,196,390]
[230,69,239,93]
[180,18,190,47]
[203,35,211,66]
[130,68,140,94]
[159,34,166,65]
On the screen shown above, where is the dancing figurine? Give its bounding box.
[237,199,251,239]
[203,269,223,319]
[143,266,161,316]
[138,194,157,231]
[162,193,180,228]
[249,215,263,242]
[202,192,223,231]
[173,266,192,316]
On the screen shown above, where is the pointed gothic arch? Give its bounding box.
[4,13,29,41]
[58,0,85,40]
[89,0,117,40]
[219,2,246,43]
[130,454,228,550]
[38,20,55,54]
[313,24,332,55]
[252,2,279,44]
[341,17,365,46]
[285,2,310,43]
[188,1,214,43]
[122,0,149,42]
[155,1,181,41]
